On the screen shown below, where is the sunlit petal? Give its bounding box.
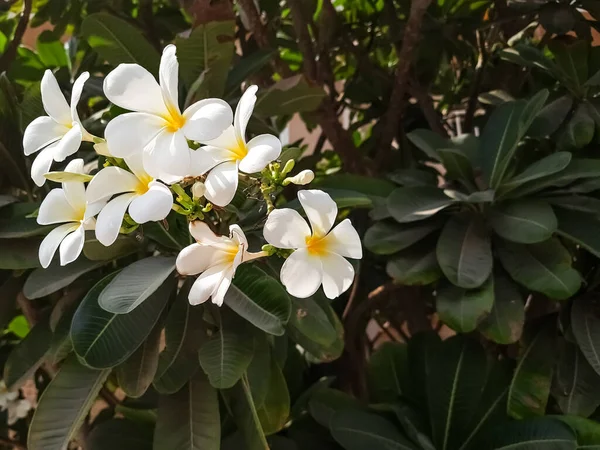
[298,189,337,237]
[189,221,222,245]
[105,112,166,158]
[37,188,80,224]
[23,116,68,156]
[94,193,136,246]
[212,268,234,306]
[59,225,85,266]
[188,263,228,305]
[280,249,322,298]
[86,167,140,204]
[70,71,89,125]
[39,223,78,268]
[176,243,220,276]
[263,208,310,249]
[229,224,248,249]
[103,63,168,116]
[182,99,233,142]
[234,85,258,144]
[31,143,58,187]
[323,219,363,259]
[188,147,220,177]
[239,134,281,174]
[62,159,87,213]
[320,252,355,299]
[159,44,181,117]
[201,125,238,150]
[144,129,192,178]
[52,123,82,162]
[41,70,71,126]
[128,181,173,223]
[204,161,239,207]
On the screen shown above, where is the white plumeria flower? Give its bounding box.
[23,70,93,186]
[191,85,282,207]
[0,382,31,425]
[103,44,232,180]
[176,222,265,306]
[37,159,105,268]
[263,190,362,299]
[86,153,173,246]
[284,169,315,186]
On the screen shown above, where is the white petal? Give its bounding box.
[159,45,181,117]
[320,252,355,299]
[323,219,363,259]
[84,200,107,221]
[38,188,80,224]
[104,112,166,158]
[103,64,168,116]
[212,268,234,306]
[94,141,111,157]
[188,263,228,306]
[70,71,89,124]
[41,70,71,125]
[53,123,82,162]
[86,166,140,204]
[23,116,68,156]
[123,152,148,181]
[234,85,258,144]
[280,249,322,298]
[144,129,192,178]
[298,189,337,237]
[31,144,57,187]
[239,134,281,174]
[39,223,78,268]
[188,147,220,176]
[128,181,173,223]
[62,161,87,213]
[263,208,310,249]
[204,161,238,207]
[189,221,222,245]
[229,224,248,249]
[59,225,85,266]
[182,99,233,142]
[201,125,238,151]
[176,244,227,275]
[94,193,136,246]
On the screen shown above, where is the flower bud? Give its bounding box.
[192,181,206,199]
[93,141,111,157]
[283,169,315,186]
[282,159,295,176]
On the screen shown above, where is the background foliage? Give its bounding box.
[2,0,600,449]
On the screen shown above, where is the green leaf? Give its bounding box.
[254,75,325,117]
[553,341,600,417]
[0,202,49,238]
[175,21,235,96]
[365,220,441,255]
[308,387,360,428]
[225,265,291,336]
[28,356,110,450]
[497,238,581,300]
[116,321,162,398]
[387,187,453,223]
[436,213,492,289]
[426,336,487,450]
[225,49,276,97]
[528,95,573,138]
[24,258,106,299]
[36,30,69,68]
[367,342,409,403]
[546,195,600,215]
[388,169,438,187]
[71,272,172,369]
[550,38,589,89]
[375,402,435,450]
[478,274,525,344]
[4,320,52,390]
[44,171,93,183]
[330,410,418,450]
[153,281,205,394]
[257,357,290,435]
[98,256,175,314]
[555,209,600,258]
[83,235,142,261]
[154,370,220,450]
[438,148,475,187]
[508,323,556,419]
[475,418,576,450]
[556,416,600,447]
[387,244,441,285]
[558,103,595,150]
[312,174,396,198]
[246,336,271,408]
[572,296,600,377]
[81,12,160,73]
[7,316,29,338]
[0,238,41,269]
[198,323,255,389]
[436,278,494,333]
[489,200,557,244]
[0,276,21,331]
[406,129,445,161]
[87,419,153,450]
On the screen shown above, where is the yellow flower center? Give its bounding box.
[163,103,186,132]
[305,234,328,256]
[224,244,239,263]
[135,175,152,195]
[230,139,248,161]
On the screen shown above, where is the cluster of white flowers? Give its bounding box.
[24,45,362,304]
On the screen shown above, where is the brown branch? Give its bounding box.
[0,437,27,450]
[464,29,487,133]
[408,80,448,137]
[376,0,433,169]
[16,292,38,327]
[287,0,318,82]
[0,0,32,73]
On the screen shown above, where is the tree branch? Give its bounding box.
[464,29,486,133]
[408,80,448,137]
[0,0,32,73]
[376,0,433,169]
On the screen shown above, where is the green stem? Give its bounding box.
[159,221,183,250]
[241,373,269,450]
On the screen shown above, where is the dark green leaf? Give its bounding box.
[98,256,175,314]
[547,195,600,215]
[312,174,395,198]
[257,357,290,435]
[37,30,68,68]
[87,419,153,450]
[478,274,525,344]
[154,370,220,450]
[365,220,441,255]
[550,38,589,89]
[226,49,276,97]
[508,323,556,419]
[474,418,576,450]
[489,200,557,244]
[437,278,494,333]
[28,356,110,450]
[438,148,475,187]
[387,187,453,223]
[529,95,573,138]
[367,342,409,403]
[71,273,172,369]
[555,209,600,258]
[556,415,600,447]
[436,213,492,289]
[558,103,595,150]
[406,129,445,161]
[254,75,325,116]
[308,387,360,428]
[83,235,142,261]
[0,238,41,269]
[386,246,441,286]
[572,295,600,377]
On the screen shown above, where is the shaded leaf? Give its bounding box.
[365,220,441,255]
[478,274,525,344]
[489,200,557,244]
[436,278,494,333]
[387,187,453,223]
[254,75,325,117]
[572,295,600,377]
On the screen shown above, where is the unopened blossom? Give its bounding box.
[176,222,265,306]
[284,169,314,186]
[86,153,173,246]
[103,45,232,180]
[23,71,93,186]
[192,85,282,206]
[263,189,362,299]
[37,159,105,268]
[191,181,206,199]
